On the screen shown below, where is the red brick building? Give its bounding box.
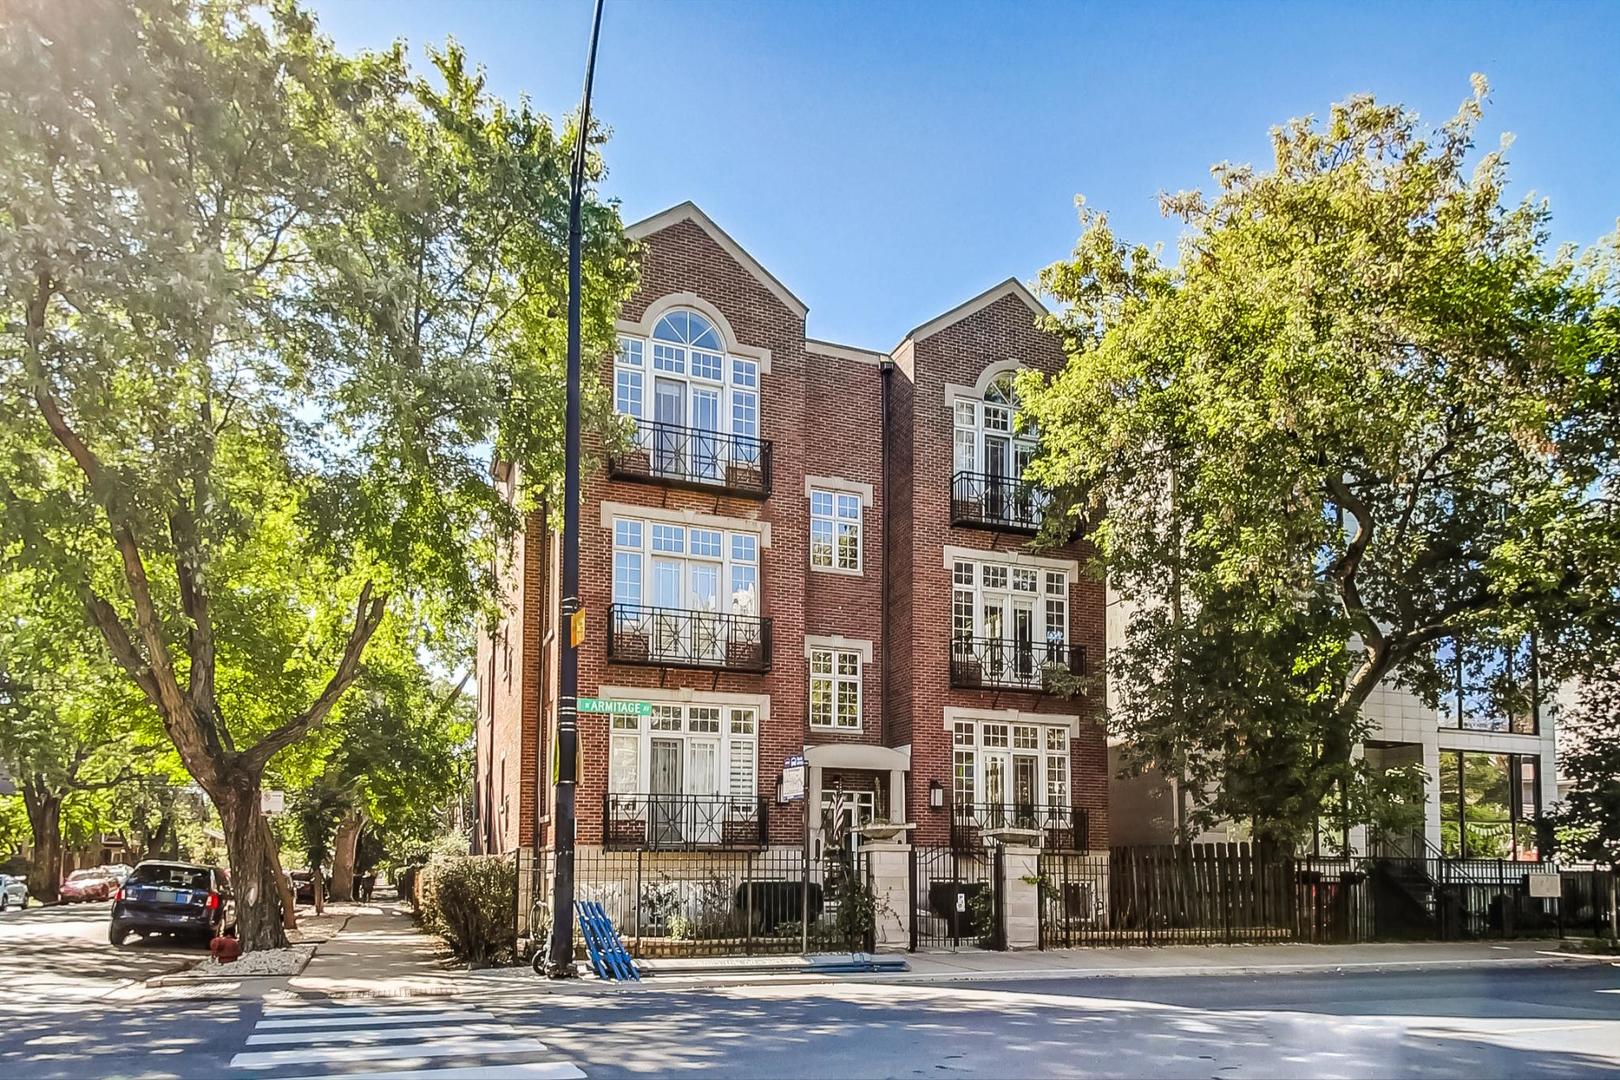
[474,202,1107,862]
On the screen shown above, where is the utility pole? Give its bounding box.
[546,0,605,979]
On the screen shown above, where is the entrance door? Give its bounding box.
[691,387,722,481]
[982,753,1009,831]
[983,435,1010,519]
[1012,602,1036,681]
[650,739,684,846]
[686,739,721,845]
[1012,755,1039,830]
[653,377,686,475]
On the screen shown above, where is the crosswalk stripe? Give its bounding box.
[246,1022,519,1046]
[229,1036,548,1069]
[277,1064,585,1080]
[263,1001,474,1016]
[255,1010,486,1030]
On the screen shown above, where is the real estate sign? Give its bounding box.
[577,697,653,717]
[780,754,807,803]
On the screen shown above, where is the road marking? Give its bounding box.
[231,1036,547,1068]
[246,1022,519,1046]
[232,1000,585,1077]
[256,1010,481,1029]
[279,1065,584,1080]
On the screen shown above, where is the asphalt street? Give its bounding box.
[2,903,1617,1080]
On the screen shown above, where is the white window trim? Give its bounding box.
[948,716,1073,813]
[941,545,1077,579]
[952,557,1068,648]
[942,705,1080,733]
[600,501,771,548]
[803,634,875,664]
[808,647,864,732]
[606,701,760,801]
[808,482,866,576]
[610,516,760,617]
[616,292,772,372]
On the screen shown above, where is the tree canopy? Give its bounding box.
[0,0,635,947]
[1022,78,1619,847]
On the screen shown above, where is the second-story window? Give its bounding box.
[809,488,862,572]
[809,648,862,730]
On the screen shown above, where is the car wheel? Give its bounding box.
[1,895,9,912]
[109,924,128,947]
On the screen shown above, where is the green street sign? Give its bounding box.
[578,697,653,717]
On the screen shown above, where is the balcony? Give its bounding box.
[951,803,1089,852]
[604,792,769,851]
[951,470,1048,533]
[608,423,772,499]
[607,603,772,674]
[950,637,1084,693]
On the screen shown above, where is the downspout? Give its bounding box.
[878,357,894,811]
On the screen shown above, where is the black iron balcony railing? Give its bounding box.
[951,802,1090,852]
[950,637,1084,692]
[608,423,772,498]
[951,470,1048,532]
[607,603,772,673]
[604,792,769,851]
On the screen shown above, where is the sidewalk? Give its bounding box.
[285,899,460,999]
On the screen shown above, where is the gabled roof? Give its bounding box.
[626,201,809,321]
[899,277,1048,346]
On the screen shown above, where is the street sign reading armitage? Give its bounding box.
[577,697,652,717]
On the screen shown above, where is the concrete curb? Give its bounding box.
[463,951,1617,997]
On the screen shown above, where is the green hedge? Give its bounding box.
[419,854,516,967]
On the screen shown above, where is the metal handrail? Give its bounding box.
[950,469,1048,532]
[608,422,772,498]
[603,791,768,851]
[949,637,1084,691]
[607,603,772,673]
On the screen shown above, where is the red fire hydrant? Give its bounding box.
[210,934,242,964]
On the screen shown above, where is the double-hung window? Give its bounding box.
[809,488,862,572]
[809,648,862,730]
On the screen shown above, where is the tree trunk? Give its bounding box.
[1608,863,1618,948]
[22,786,63,902]
[259,810,298,931]
[312,865,326,916]
[330,812,363,901]
[215,780,289,952]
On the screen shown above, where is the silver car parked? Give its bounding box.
[0,873,29,911]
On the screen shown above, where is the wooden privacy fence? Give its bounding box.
[1041,843,1369,947]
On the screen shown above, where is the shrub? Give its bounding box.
[419,854,516,967]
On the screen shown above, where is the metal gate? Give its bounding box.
[910,845,1004,951]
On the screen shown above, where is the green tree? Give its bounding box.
[1022,79,1619,845]
[0,571,162,898]
[0,1,634,950]
[1552,671,1620,941]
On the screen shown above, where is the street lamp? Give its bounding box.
[545,0,606,980]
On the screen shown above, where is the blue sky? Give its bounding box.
[308,0,1620,350]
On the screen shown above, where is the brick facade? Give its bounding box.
[475,202,1106,857]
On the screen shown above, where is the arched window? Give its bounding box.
[614,305,762,481]
[953,371,1035,481]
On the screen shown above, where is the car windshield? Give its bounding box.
[127,865,211,890]
[68,869,108,882]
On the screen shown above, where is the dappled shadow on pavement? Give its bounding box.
[0,996,252,1079]
[482,965,1620,1078]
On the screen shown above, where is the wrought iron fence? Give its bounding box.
[949,637,1084,692]
[608,423,772,498]
[604,793,768,851]
[950,470,1048,532]
[911,845,1003,951]
[950,803,1089,852]
[518,847,868,959]
[607,603,772,673]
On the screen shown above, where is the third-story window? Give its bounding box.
[809,648,861,729]
[810,489,862,572]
